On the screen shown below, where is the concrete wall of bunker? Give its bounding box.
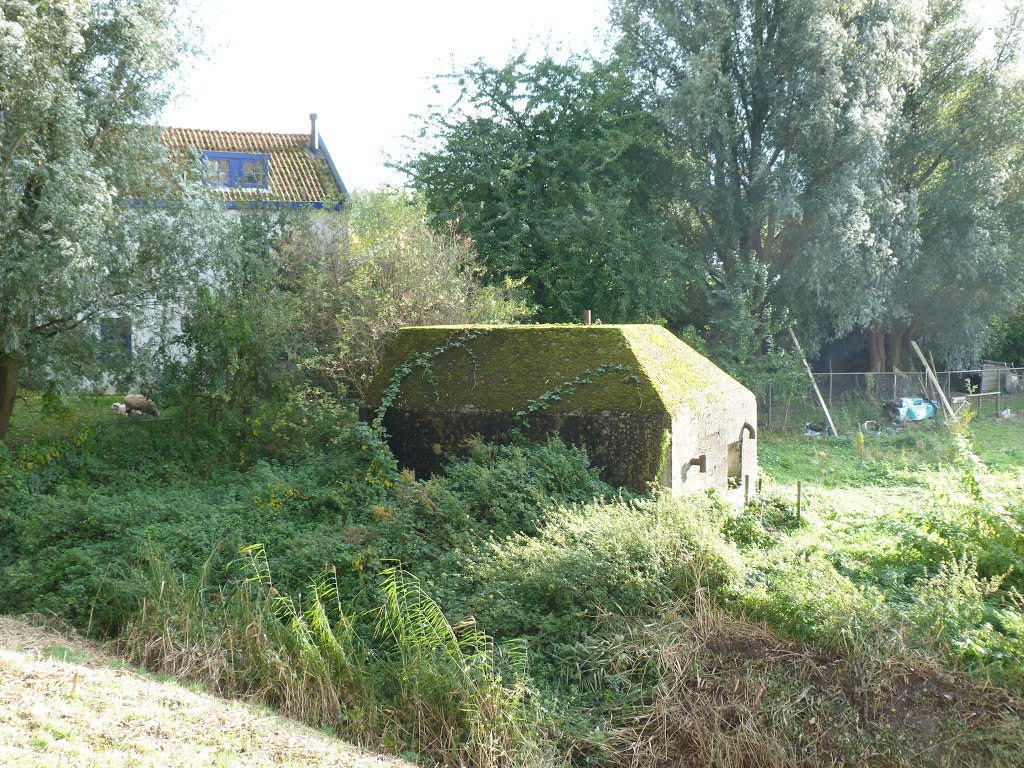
[669,393,758,496]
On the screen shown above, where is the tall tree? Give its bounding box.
[865,0,1024,370]
[612,0,924,354]
[0,0,201,437]
[403,55,695,323]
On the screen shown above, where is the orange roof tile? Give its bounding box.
[160,127,347,206]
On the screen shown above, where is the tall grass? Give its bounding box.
[123,547,553,767]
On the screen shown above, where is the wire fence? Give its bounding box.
[760,365,1024,432]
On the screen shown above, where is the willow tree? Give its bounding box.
[868,0,1024,369]
[611,0,923,352]
[0,0,203,437]
[613,0,1024,370]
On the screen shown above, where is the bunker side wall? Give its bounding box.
[370,407,671,492]
[670,389,758,496]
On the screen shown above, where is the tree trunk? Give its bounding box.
[886,329,908,371]
[0,353,21,439]
[868,325,886,373]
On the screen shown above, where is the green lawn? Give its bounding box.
[751,396,1024,680]
[4,393,117,452]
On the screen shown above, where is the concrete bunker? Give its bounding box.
[360,324,757,495]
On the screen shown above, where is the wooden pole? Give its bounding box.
[910,340,958,423]
[829,358,833,405]
[788,328,839,437]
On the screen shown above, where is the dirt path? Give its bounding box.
[0,616,413,768]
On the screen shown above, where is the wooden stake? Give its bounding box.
[744,475,750,505]
[788,327,839,437]
[910,340,958,423]
[796,481,802,522]
[929,351,938,400]
[829,358,833,405]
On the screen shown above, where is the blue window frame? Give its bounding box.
[201,151,270,189]
[100,317,132,367]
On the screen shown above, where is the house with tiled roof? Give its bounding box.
[91,115,349,391]
[160,114,349,209]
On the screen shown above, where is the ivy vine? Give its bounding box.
[372,328,490,431]
[372,332,645,442]
[513,363,642,429]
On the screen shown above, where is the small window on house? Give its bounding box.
[201,151,270,189]
[241,160,266,185]
[100,317,132,368]
[207,158,231,185]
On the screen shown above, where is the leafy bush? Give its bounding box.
[434,494,744,673]
[419,438,615,540]
[0,408,396,631]
[279,190,533,397]
[723,490,803,549]
[156,210,301,422]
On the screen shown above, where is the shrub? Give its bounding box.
[279,190,533,397]
[420,438,615,540]
[435,494,744,674]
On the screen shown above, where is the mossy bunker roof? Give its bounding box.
[363,324,744,417]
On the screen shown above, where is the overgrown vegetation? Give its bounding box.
[2,392,1023,767]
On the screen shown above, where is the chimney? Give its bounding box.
[309,113,318,151]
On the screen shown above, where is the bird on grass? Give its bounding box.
[111,394,160,417]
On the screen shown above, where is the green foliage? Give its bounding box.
[878,0,1024,366]
[739,411,1024,681]
[0,405,392,631]
[278,190,532,398]
[124,549,550,767]
[417,439,614,542]
[0,0,205,436]
[436,495,744,670]
[7,385,1024,764]
[989,306,1024,364]
[612,0,925,353]
[405,0,1024,370]
[724,491,803,550]
[404,55,693,324]
[155,209,300,422]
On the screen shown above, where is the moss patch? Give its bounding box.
[364,324,740,417]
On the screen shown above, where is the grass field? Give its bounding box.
[1,390,1023,767]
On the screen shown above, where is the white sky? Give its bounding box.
[160,0,1012,193]
[160,1,611,192]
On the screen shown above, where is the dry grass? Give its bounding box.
[0,615,415,768]
[607,591,1024,768]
